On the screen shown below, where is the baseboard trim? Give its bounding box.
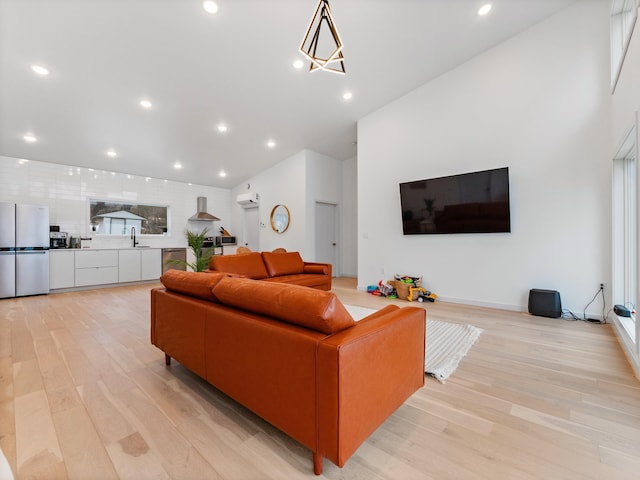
[436,296,526,313]
[355,285,526,312]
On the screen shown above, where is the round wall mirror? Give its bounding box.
[270,204,290,233]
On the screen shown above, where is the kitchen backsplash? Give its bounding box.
[0,155,231,248]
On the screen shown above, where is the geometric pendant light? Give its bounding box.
[299,0,346,75]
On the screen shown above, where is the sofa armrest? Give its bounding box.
[315,306,425,469]
[303,262,331,276]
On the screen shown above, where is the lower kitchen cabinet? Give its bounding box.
[50,250,75,289]
[75,250,119,287]
[119,248,162,282]
[50,248,163,290]
[119,250,142,282]
[141,249,162,280]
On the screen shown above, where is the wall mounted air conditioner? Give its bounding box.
[237,192,259,207]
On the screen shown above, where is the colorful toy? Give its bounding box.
[408,286,438,302]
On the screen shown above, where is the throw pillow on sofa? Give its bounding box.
[261,251,305,277]
[211,276,355,334]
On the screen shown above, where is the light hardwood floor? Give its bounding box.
[1,277,640,479]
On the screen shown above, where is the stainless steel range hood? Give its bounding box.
[189,197,220,222]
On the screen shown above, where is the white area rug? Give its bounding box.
[345,305,483,383]
[0,447,13,480]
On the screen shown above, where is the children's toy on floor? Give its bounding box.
[390,274,421,301]
[408,286,438,303]
[367,281,397,298]
[391,274,437,302]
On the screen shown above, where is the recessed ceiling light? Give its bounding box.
[219,170,227,177]
[31,65,49,76]
[267,140,276,148]
[342,91,353,100]
[478,4,492,16]
[293,59,304,69]
[202,1,219,14]
[106,149,117,158]
[173,161,183,170]
[23,134,37,143]
[217,124,228,133]
[140,99,152,109]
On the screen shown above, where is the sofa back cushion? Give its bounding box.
[210,252,269,279]
[212,276,355,334]
[160,270,226,302]
[262,251,305,277]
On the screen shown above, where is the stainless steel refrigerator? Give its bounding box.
[0,202,50,298]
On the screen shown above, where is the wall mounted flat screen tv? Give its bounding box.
[399,167,511,235]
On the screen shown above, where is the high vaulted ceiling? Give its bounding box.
[0,0,577,188]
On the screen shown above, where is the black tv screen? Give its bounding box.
[399,167,511,235]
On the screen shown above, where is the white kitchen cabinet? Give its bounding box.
[75,249,118,269]
[50,250,75,289]
[119,249,142,282]
[119,249,161,282]
[141,249,161,280]
[52,248,162,289]
[75,250,119,287]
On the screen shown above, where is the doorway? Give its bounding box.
[242,206,260,251]
[315,202,338,276]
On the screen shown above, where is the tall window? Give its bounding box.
[611,0,638,91]
[613,126,637,342]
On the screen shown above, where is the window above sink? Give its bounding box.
[89,199,170,236]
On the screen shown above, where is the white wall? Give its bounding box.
[305,150,343,267]
[357,1,612,313]
[0,155,231,249]
[229,149,348,268]
[230,151,307,255]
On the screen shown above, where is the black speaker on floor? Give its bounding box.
[528,289,562,318]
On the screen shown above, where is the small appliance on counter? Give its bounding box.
[50,231,68,249]
[215,227,236,245]
[214,235,236,245]
[69,236,81,248]
[80,237,92,248]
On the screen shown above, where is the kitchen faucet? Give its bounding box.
[131,226,139,247]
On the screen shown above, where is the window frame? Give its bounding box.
[88,198,170,236]
[611,0,638,92]
[612,117,639,372]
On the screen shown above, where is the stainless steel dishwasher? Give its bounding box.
[161,248,187,274]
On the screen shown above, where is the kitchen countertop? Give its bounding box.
[50,247,185,251]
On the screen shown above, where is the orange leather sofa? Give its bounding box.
[208,251,332,290]
[150,270,426,475]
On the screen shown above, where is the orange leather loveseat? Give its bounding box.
[208,251,332,290]
[150,270,425,475]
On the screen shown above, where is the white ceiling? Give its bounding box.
[0,0,577,188]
